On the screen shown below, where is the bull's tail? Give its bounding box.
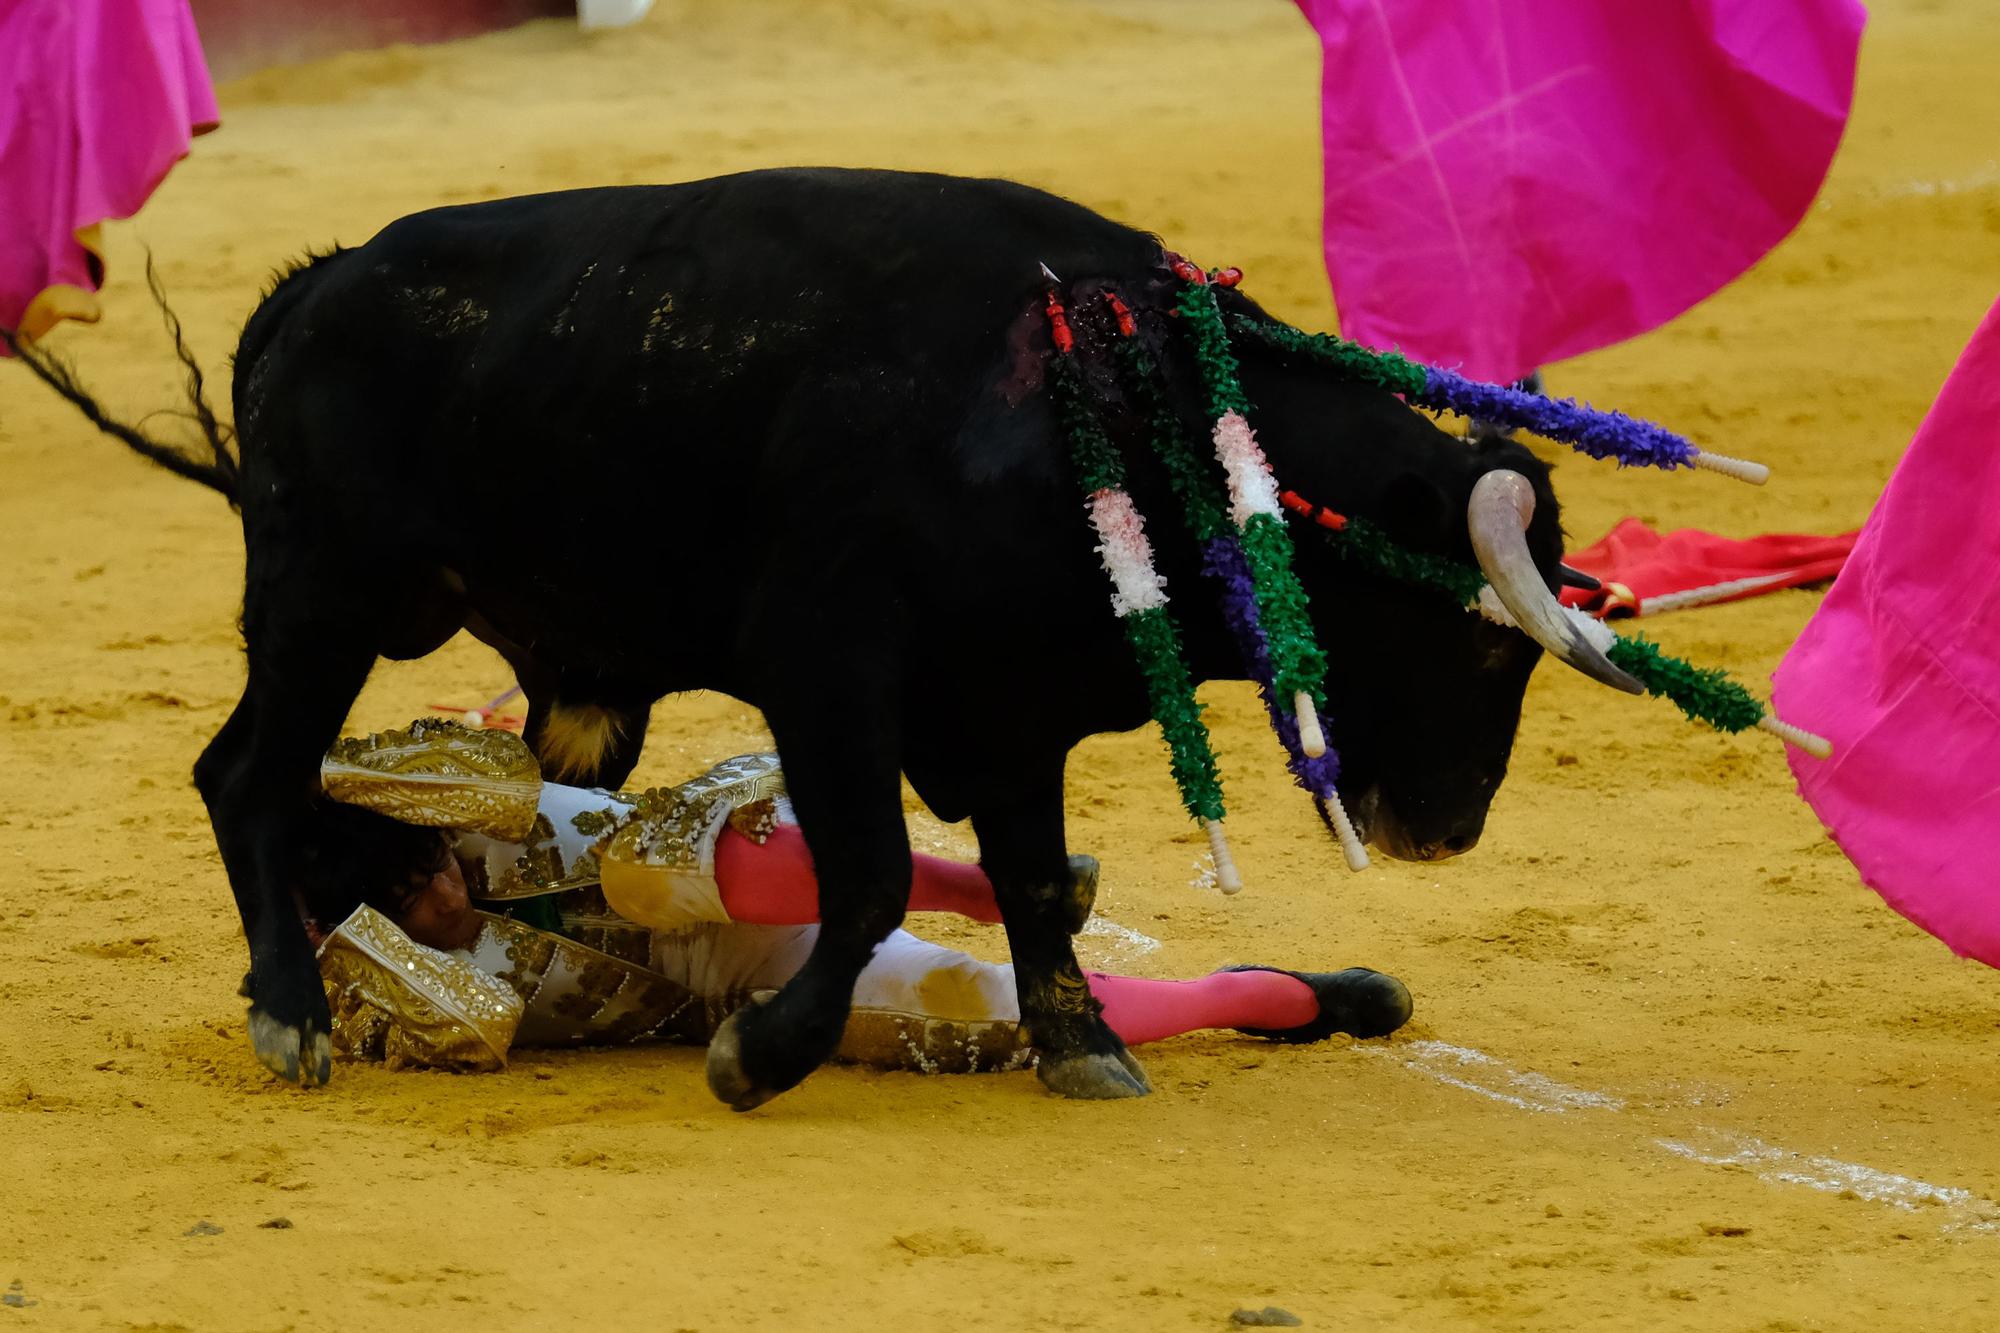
[1,257,240,507]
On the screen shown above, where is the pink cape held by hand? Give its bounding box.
[1293,0,1866,383]
[1774,295,2000,969]
[0,0,219,347]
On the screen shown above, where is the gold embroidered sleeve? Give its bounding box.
[599,754,786,931]
[318,905,524,1072]
[461,914,708,1048]
[321,719,543,842]
[603,753,786,875]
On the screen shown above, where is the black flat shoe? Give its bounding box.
[1222,965,1413,1042]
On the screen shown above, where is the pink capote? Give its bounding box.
[1773,296,2000,969]
[0,0,218,343]
[1294,0,1866,383]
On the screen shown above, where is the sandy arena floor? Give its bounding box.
[4,1,1999,1327]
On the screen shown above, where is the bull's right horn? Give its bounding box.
[1468,470,1644,695]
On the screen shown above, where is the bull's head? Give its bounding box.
[1250,364,1639,865]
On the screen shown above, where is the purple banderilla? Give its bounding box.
[1201,535,1342,799]
[1420,366,1696,470]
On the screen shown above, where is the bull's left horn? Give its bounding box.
[1468,470,1644,695]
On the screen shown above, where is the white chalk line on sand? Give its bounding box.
[1816,162,2000,206]
[1873,163,2000,200]
[1655,1132,1984,1221]
[1389,1040,1627,1115]
[1363,1040,1998,1234]
[1078,915,1162,956]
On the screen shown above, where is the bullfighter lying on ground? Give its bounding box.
[313,718,1413,1074]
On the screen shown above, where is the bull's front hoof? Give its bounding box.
[1036,1048,1152,1100]
[241,951,337,1087]
[247,1007,333,1087]
[705,995,785,1112]
[1063,854,1100,934]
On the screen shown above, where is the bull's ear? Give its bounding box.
[1376,471,1453,549]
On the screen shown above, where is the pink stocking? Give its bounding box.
[713,823,1003,925]
[1086,969,1319,1046]
[713,829,1317,1039]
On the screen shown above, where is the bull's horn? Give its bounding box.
[1469,470,1644,694]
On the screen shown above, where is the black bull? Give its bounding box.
[6,167,1577,1107]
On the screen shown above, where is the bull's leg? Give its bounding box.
[974,768,1150,1099]
[193,597,381,1086]
[703,680,911,1111]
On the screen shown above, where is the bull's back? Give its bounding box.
[239,169,1154,486]
[229,169,1156,690]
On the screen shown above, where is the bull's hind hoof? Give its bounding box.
[1036,1048,1152,1100]
[1226,965,1414,1042]
[247,1008,333,1087]
[1064,854,1100,934]
[705,997,782,1112]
